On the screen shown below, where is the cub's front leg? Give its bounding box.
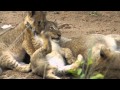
[22,40,35,56]
[22,31,35,56]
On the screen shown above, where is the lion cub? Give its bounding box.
[30,27,83,79]
[0,11,47,73]
[60,34,120,78]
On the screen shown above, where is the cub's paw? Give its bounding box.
[100,46,112,59]
[71,54,83,70]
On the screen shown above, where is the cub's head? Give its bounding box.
[31,21,61,48]
[32,20,61,42]
[44,21,61,43]
[91,46,120,78]
[32,20,60,39]
[24,11,47,34]
[44,21,59,31]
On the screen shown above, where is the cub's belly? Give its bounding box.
[46,52,65,69]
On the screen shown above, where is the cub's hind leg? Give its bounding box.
[0,51,31,73]
[58,54,83,75]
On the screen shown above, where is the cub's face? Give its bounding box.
[44,21,61,42]
[24,11,47,34]
[32,21,61,46]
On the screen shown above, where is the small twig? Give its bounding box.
[43,64,47,79]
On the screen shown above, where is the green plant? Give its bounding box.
[68,49,104,79]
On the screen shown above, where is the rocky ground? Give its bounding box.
[0,11,120,79]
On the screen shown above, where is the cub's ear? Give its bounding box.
[27,11,47,17]
[27,11,36,17]
[100,46,111,60]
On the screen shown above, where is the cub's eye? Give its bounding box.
[50,26,53,30]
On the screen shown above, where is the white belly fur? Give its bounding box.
[46,40,66,70]
[46,51,65,70]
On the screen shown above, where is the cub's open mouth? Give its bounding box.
[51,37,60,40]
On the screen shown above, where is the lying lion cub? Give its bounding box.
[60,34,120,78]
[30,28,83,79]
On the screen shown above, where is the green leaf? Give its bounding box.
[68,69,78,76]
[80,61,84,66]
[80,74,85,79]
[77,68,82,76]
[87,58,93,66]
[90,74,104,79]
[87,48,93,66]
[67,69,75,74]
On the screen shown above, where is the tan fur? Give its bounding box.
[0,11,47,73]
[60,34,120,78]
[30,26,83,79]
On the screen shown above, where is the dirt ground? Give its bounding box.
[0,11,120,79]
[1,11,120,38]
